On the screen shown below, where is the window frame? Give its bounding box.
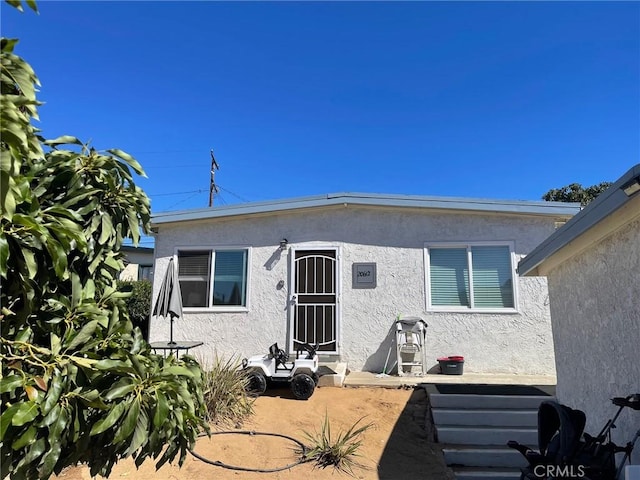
[423,241,519,314]
[174,245,251,313]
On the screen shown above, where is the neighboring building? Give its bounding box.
[518,164,640,459]
[149,193,579,374]
[120,246,155,281]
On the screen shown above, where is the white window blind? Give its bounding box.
[177,248,249,308]
[471,246,514,308]
[430,248,470,307]
[427,243,515,310]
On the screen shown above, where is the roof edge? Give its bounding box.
[518,164,640,276]
[151,192,581,226]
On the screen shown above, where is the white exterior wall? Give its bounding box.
[545,217,640,455]
[119,263,139,281]
[151,206,559,374]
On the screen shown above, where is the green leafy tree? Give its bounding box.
[1,3,208,479]
[542,182,612,206]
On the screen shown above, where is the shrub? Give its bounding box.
[301,414,374,476]
[199,354,254,427]
[118,280,152,339]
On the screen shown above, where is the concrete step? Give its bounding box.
[317,362,347,387]
[443,445,528,468]
[452,466,522,480]
[433,408,537,427]
[430,393,552,410]
[436,426,537,445]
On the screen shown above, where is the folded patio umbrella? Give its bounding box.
[152,257,183,345]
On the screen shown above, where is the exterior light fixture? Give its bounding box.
[622,176,640,197]
[279,238,289,251]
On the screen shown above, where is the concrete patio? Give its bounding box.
[344,371,556,388]
[317,361,556,389]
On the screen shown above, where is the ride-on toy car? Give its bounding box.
[241,342,319,400]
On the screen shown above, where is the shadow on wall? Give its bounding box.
[362,321,445,375]
[363,325,398,374]
[378,387,455,479]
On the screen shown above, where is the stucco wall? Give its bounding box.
[150,206,559,374]
[119,263,139,281]
[545,217,640,455]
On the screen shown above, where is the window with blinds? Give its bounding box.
[427,243,515,310]
[177,248,249,308]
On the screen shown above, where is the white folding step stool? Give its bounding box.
[395,316,428,376]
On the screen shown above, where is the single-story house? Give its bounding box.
[149,192,580,374]
[518,164,640,458]
[120,245,155,282]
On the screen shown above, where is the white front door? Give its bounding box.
[289,249,339,354]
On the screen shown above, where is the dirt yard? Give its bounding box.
[55,386,455,480]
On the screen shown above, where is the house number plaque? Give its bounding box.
[352,263,377,289]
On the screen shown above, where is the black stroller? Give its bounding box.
[508,394,640,480]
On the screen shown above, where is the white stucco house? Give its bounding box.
[518,164,640,461]
[119,245,155,281]
[149,192,580,374]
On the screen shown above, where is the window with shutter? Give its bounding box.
[425,242,516,311]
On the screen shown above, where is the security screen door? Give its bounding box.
[290,249,338,353]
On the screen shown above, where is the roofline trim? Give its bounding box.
[518,164,640,276]
[151,192,581,226]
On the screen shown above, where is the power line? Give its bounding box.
[218,185,250,203]
[145,164,203,169]
[149,189,205,197]
[166,190,205,210]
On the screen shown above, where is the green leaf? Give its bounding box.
[104,383,136,401]
[12,401,39,426]
[23,436,46,465]
[70,356,98,369]
[107,148,147,177]
[99,214,113,244]
[44,135,82,146]
[113,397,140,443]
[5,0,23,12]
[161,366,194,378]
[50,333,61,355]
[26,0,38,13]
[125,410,149,455]
[0,235,8,277]
[39,440,62,478]
[21,248,38,278]
[48,405,68,441]
[94,359,135,374]
[90,401,126,436]
[66,319,98,350]
[39,403,60,428]
[41,375,63,416]
[12,425,37,450]
[1,403,21,438]
[70,271,82,308]
[0,374,24,394]
[15,326,32,342]
[153,391,169,428]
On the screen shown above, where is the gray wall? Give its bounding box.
[546,216,640,454]
[151,205,559,374]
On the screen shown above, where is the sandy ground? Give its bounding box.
[55,386,455,480]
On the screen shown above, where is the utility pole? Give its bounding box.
[208,149,219,207]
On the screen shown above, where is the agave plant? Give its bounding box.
[300,413,374,476]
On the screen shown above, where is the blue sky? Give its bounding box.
[2,1,639,246]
